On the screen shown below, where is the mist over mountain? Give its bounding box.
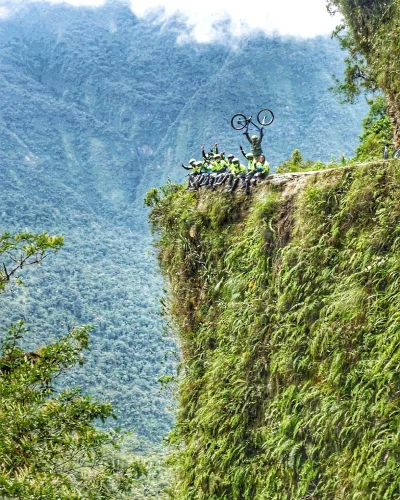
[0,0,367,445]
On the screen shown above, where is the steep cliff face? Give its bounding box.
[149,162,400,499]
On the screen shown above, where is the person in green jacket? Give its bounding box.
[182,158,202,189]
[245,154,270,193]
[210,154,227,171]
[227,158,247,192]
[207,154,226,189]
[181,158,196,170]
[240,146,259,168]
[255,155,270,175]
[243,153,260,194]
[245,152,256,171]
[201,143,219,164]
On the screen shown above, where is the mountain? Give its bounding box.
[0,0,367,445]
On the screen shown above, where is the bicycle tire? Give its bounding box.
[257,109,274,127]
[231,113,247,131]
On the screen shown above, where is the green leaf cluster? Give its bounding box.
[0,231,63,292]
[149,160,400,498]
[328,0,400,144]
[355,96,393,161]
[0,232,146,498]
[277,95,393,170]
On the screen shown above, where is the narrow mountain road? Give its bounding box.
[260,162,384,197]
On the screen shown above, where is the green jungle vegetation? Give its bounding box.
[0,0,367,449]
[148,157,400,499]
[145,1,400,495]
[0,232,147,499]
[0,231,173,498]
[328,0,400,144]
[275,148,334,174]
[276,95,392,173]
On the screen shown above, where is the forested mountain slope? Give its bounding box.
[0,0,367,444]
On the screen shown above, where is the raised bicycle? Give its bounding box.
[230,108,274,132]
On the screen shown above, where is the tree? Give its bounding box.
[275,149,325,173]
[0,232,145,498]
[0,231,63,292]
[327,0,400,145]
[0,322,145,499]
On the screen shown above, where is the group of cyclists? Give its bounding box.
[182,131,270,195]
[181,102,400,194]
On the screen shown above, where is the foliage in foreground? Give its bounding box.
[149,160,400,498]
[328,0,400,144]
[0,232,145,499]
[0,231,63,292]
[0,322,145,499]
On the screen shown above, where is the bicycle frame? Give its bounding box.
[243,117,262,134]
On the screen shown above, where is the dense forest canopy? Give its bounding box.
[0,232,146,499]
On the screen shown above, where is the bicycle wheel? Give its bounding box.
[231,113,247,131]
[257,109,274,127]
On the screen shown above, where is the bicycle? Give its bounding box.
[230,108,274,132]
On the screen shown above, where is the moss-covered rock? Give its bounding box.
[149,161,400,499]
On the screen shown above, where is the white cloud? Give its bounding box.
[0,0,339,41]
[129,0,338,42]
[45,0,106,5]
[0,6,10,17]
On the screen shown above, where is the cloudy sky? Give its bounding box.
[0,0,340,42]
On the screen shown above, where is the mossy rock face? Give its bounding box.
[149,161,400,499]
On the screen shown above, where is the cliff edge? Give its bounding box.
[148,161,400,499]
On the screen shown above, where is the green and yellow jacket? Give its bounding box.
[229,162,246,175]
[255,161,270,175]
